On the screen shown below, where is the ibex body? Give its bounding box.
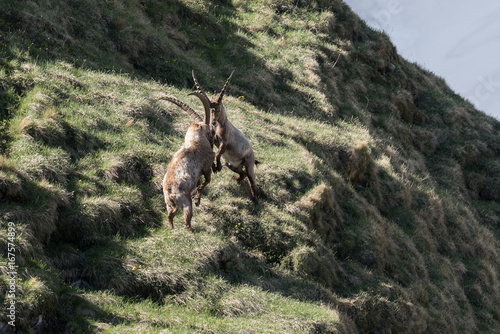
[160,96,215,230]
[190,71,258,203]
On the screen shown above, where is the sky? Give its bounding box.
[343,0,500,120]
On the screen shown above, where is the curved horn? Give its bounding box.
[158,95,202,123]
[189,70,211,125]
[216,70,234,104]
[188,91,211,125]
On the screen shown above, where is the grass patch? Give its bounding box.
[1,0,500,332]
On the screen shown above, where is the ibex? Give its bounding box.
[159,95,215,230]
[189,71,259,203]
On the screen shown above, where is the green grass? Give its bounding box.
[72,286,346,333]
[1,0,500,333]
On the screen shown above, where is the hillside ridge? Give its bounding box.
[1,0,500,333]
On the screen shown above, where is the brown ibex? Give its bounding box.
[159,95,215,230]
[189,71,259,203]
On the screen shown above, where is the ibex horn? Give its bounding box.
[159,95,203,123]
[216,70,234,104]
[189,70,211,125]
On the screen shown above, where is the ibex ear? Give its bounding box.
[216,70,234,104]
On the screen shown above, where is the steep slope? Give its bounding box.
[1,0,500,333]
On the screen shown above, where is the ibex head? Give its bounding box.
[189,70,234,127]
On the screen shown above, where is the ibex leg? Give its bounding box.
[214,142,227,172]
[194,171,211,206]
[181,197,193,230]
[226,163,246,182]
[165,194,177,228]
[245,160,258,204]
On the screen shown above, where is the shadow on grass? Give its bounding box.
[0,0,334,120]
[58,290,130,333]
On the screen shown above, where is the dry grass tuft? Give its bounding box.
[294,183,342,241]
[0,165,23,201]
[347,142,373,184]
[339,289,429,334]
[286,244,340,289]
[393,90,426,125]
[101,152,153,184]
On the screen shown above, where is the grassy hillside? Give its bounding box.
[1,0,500,332]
